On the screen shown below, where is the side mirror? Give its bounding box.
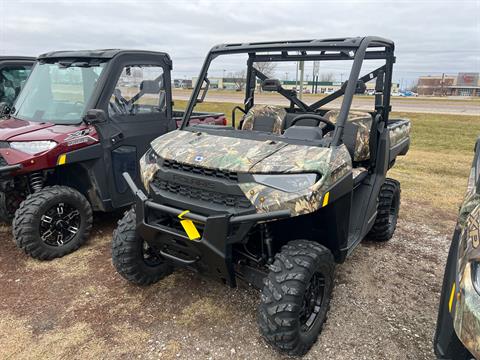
[195,78,210,104]
[355,80,367,94]
[261,79,282,92]
[84,109,107,124]
[140,79,160,94]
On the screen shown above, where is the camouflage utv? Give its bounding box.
[112,37,411,356]
[434,138,480,360]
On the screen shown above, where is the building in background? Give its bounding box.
[417,73,479,96]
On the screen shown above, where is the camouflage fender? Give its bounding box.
[239,145,352,216]
[451,164,480,358]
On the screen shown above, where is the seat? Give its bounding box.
[323,110,372,162]
[241,104,286,134]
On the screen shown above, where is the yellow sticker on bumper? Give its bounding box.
[448,283,456,313]
[57,154,67,165]
[178,210,201,240]
[322,192,330,207]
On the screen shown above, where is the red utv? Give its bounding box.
[0,49,225,260]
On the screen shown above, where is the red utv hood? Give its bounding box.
[0,117,55,141]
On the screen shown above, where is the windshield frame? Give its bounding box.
[180,36,395,146]
[13,58,109,125]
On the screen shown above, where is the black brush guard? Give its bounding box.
[123,172,290,286]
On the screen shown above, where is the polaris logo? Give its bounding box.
[194,155,204,162]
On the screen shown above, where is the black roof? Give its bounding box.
[210,36,394,54]
[38,49,169,60]
[0,56,35,62]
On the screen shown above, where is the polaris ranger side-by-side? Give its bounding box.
[0,49,225,260]
[112,37,411,356]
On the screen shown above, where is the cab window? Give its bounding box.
[109,65,166,117]
[0,65,32,106]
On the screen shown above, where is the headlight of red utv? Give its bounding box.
[10,141,57,155]
[252,173,319,193]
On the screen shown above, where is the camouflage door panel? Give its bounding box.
[324,110,372,162]
[241,104,286,134]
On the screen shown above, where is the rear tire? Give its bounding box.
[258,240,335,356]
[112,209,173,285]
[368,178,400,242]
[13,186,93,260]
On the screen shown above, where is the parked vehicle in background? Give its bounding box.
[434,138,480,360]
[112,36,410,356]
[0,49,225,260]
[0,57,35,111]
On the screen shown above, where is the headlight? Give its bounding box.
[10,141,57,155]
[252,173,318,193]
[472,261,480,295]
[144,147,159,164]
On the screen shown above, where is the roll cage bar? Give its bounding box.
[180,36,395,147]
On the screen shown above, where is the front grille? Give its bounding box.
[0,142,10,149]
[163,159,239,182]
[153,179,251,209]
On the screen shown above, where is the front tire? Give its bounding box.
[258,240,335,356]
[13,186,93,260]
[112,209,173,285]
[367,178,401,242]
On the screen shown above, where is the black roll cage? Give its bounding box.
[180,36,395,147]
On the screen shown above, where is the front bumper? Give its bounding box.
[0,163,21,179]
[123,172,290,287]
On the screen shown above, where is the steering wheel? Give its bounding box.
[290,114,335,132]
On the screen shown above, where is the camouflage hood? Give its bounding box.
[150,130,348,175]
[145,130,352,216]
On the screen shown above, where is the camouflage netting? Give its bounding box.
[323,110,372,162]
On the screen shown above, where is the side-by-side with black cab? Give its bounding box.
[112,37,411,356]
[0,49,225,260]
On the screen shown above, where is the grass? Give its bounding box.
[175,100,480,212]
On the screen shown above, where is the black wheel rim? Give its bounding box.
[299,272,326,332]
[142,241,162,267]
[40,202,81,247]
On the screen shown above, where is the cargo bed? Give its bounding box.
[388,118,411,164]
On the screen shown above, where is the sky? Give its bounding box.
[0,0,479,87]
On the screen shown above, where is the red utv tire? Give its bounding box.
[13,186,93,260]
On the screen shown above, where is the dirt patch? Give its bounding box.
[0,200,452,359]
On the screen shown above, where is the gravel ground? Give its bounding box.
[0,200,456,360]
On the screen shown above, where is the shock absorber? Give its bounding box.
[28,172,44,193]
[260,223,274,264]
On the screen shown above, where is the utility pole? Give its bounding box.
[299,60,305,100]
[312,60,319,94]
